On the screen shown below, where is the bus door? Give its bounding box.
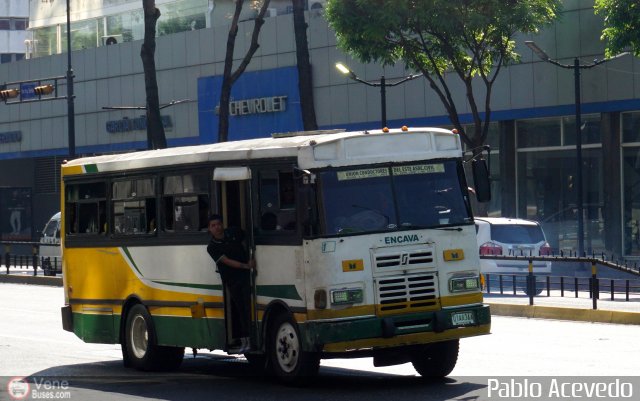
[213,167,257,351]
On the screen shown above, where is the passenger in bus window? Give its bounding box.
[206,214,256,352]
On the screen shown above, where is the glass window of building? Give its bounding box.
[0,19,9,30]
[33,26,58,57]
[622,112,640,256]
[516,118,561,148]
[14,19,28,30]
[563,114,601,146]
[517,147,604,254]
[623,111,640,144]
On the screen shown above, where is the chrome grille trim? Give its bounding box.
[373,247,436,271]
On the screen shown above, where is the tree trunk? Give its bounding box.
[292,0,317,131]
[141,0,166,149]
[218,0,272,142]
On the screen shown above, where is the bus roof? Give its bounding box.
[62,127,462,175]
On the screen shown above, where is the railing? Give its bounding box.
[481,254,640,310]
[1,241,61,276]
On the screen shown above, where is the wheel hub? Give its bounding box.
[275,322,299,373]
[130,315,148,359]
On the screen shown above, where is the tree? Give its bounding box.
[141,0,167,149]
[292,0,318,130]
[595,0,640,57]
[218,0,272,142]
[325,0,561,150]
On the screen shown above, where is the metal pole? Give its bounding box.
[574,58,584,258]
[380,76,387,128]
[66,0,76,159]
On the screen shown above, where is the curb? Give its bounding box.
[0,274,62,287]
[488,302,640,325]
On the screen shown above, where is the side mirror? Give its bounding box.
[472,159,491,203]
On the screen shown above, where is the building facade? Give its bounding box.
[0,0,639,258]
[0,0,29,64]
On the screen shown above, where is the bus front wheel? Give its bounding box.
[267,313,319,382]
[411,339,459,378]
[124,304,184,371]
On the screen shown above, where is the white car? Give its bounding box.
[475,217,552,294]
[39,212,62,275]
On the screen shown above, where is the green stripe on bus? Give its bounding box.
[84,164,98,173]
[154,315,226,348]
[257,285,302,300]
[121,247,143,276]
[149,282,302,301]
[73,312,119,344]
[151,281,223,291]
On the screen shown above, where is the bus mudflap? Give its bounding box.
[61,306,73,332]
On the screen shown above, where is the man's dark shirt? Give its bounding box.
[207,235,249,283]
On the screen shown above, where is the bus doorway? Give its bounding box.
[213,167,257,353]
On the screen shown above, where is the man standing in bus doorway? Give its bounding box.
[207,214,256,352]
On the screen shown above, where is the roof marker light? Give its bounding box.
[382,127,389,133]
[401,125,408,132]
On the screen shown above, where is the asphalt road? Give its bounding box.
[1,283,639,401]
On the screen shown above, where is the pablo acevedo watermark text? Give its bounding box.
[486,378,637,399]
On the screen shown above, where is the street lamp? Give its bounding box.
[335,62,422,128]
[66,0,76,158]
[525,41,628,257]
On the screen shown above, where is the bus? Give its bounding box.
[60,126,491,381]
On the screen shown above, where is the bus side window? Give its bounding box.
[65,182,106,235]
[257,169,296,234]
[162,173,210,233]
[112,178,155,236]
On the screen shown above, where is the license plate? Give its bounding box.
[451,311,475,326]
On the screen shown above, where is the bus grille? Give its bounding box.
[375,273,439,314]
[373,248,435,271]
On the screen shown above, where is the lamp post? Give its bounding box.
[524,41,628,257]
[335,62,422,128]
[66,0,76,158]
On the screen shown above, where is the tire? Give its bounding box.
[411,339,459,378]
[124,304,185,371]
[267,313,319,383]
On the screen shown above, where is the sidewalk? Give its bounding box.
[485,290,640,325]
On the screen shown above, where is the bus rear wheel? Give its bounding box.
[267,313,319,383]
[411,339,459,378]
[124,304,184,371]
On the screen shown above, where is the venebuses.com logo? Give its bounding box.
[6,377,30,400]
[5,376,71,400]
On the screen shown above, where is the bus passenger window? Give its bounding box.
[162,173,210,233]
[65,182,106,236]
[112,178,156,236]
[257,169,296,234]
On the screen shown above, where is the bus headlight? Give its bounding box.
[330,288,363,305]
[449,276,480,293]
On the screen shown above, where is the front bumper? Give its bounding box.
[301,304,491,353]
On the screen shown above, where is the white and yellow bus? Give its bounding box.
[60,127,491,381]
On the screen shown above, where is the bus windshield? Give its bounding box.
[319,160,471,235]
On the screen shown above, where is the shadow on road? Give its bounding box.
[19,354,486,401]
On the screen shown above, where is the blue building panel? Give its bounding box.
[198,66,303,143]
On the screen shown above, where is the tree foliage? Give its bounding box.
[595,0,640,57]
[325,0,561,149]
